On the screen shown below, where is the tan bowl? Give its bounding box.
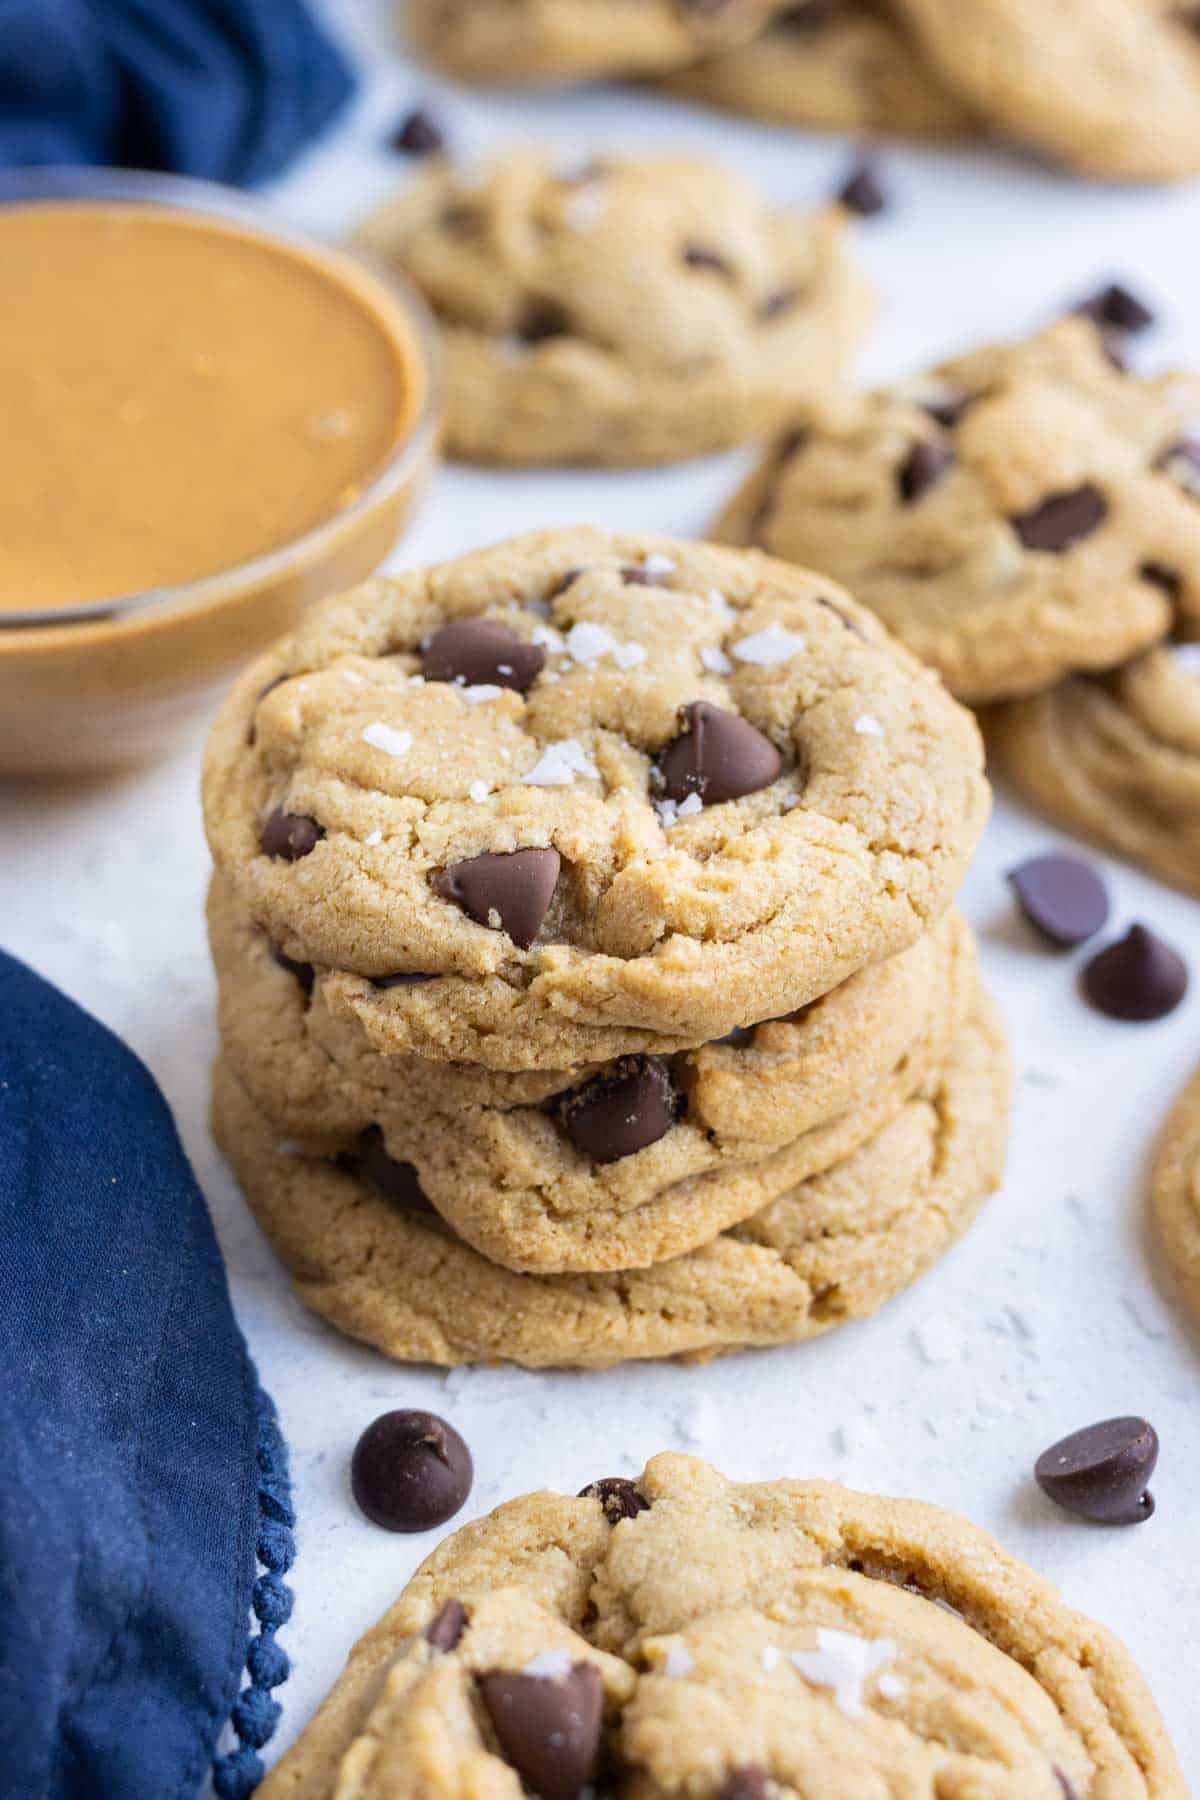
[0,170,441,775]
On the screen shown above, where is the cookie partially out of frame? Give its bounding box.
[258,1453,1184,1798]
[1152,1062,1200,1326]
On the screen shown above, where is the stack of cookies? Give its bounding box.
[205,528,1007,1369]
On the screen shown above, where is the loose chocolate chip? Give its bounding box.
[1010,483,1107,553]
[683,243,733,275]
[422,618,545,693]
[478,1663,603,1800]
[1007,853,1109,948]
[1140,561,1182,598]
[517,296,571,343]
[426,1598,468,1652]
[353,1127,435,1213]
[260,808,323,861]
[1073,281,1155,334]
[351,1410,473,1532]
[837,159,887,217]
[269,942,315,997]
[391,107,444,156]
[578,1477,650,1523]
[897,438,953,504]
[720,1772,771,1800]
[1035,1416,1158,1525]
[921,391,974,430]
[759,285,801,322]
[372,971,436,990]
[558,1058,680,1165]
[1080,924,1188,1022]
[433,847,561,949]
[658,701,783,806]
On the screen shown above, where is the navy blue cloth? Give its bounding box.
[0,948,293,1799]
[0,0,355,185]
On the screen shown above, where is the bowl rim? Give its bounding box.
[0,165,441,640]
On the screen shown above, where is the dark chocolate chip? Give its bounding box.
[921,391,974,430]
[425,1597,468,1652]
[780,0,832,31]
[1140,561,1183,598]
[1073,282,1155,335]
[1010,483,1107,553]
[391,107,444,156]
[353,1127,435,1214]
[837,160,887,217]
[1007,853,1110,949]
[578,1477,650,1523]
[897,438,953,504]
[717,1024,755,1047]
[517,297,571,343]
[269,941,315,997]
[478,1663,603,1800]
[351,1410,473,1532]
[558,1058,680,1165]
[683,243,733,275]
[658,701,783,806]
[260,808,323,861]
[1175,5,1200,37]
[759,285,801,322]
[1080,924,1188,1022]
[1035,1416,1158,1525]
[433,847,561,949]
[422,618,545,692]
[720,1772,771,1800]
[372,971,436,990]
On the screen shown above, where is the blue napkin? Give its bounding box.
[0,948,295,1799]
[0,0,355,185]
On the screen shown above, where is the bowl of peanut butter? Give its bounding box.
[0,169,440,774]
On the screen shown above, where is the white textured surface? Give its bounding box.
[5,1,1200,1779]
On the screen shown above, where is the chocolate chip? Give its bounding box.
[422,618,545,692]
[1035,1417,1158,1525]
[578,1477,650,1523]
[426,1598,467,1652]
[433,847,561,949]
[720,1773,770,1800]
[1140,561,1182,599]
[780,0,832,30]
[391,107,444,156]
[372,971,436,990]
[1073,282,1155,334]
[351,1410,473,1532]
[921,391,974,430]
[683,243,732,275]
[269,942,315,996]
[658,702,782,806]
[1010,484,1107,553]
[1175,5,1200,38]
[478,1663,603,1800]
[1080,924,1188,1022]
[353,1127,435,1213]
[558,1058,680,1165]
[837,159,887,217]
[897,439,953,504]
[717,1024,755,1047]
[1007,853,1110,948]
[547,567,583,600]
[759,286,801,322]
[517,297,571,343]
[260,809,323,861]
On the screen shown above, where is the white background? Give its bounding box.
[5,0,1200,1780]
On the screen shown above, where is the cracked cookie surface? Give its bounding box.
[258,1453,1183,1798]
[212,878,974,1272]
[896,0,1200,182]
[356,153,871,465]
[202,530,988,1068]
[1152,1063,1200,1327]
[714,320,1200,703]
[661,0,976,139]
[991,643,1200,898]
[211,982,1009,1367]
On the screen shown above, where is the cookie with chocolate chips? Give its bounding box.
[355,152,872,465]
[203,529,988,1068]
[211,979,1010,1365]
[211,876,975,1272]
[1152,1062,1200,1328]
[255,1453,1184,1797]
[406,0,794,83]
[714,319,1200,702]
[661,0,977,141]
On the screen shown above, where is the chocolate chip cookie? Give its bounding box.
[661,0,976,140]
[202,530,989,1068]
[1152,1063,1200,1327]
[897,0,1200,182]
[258,1452,1184,1797]
[355,153,872,465]
[715,320,1200,703]
[406,0,793,83]
[991,643,1200,899]
[211,980,1009,1366]
[211,876,975,1272]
